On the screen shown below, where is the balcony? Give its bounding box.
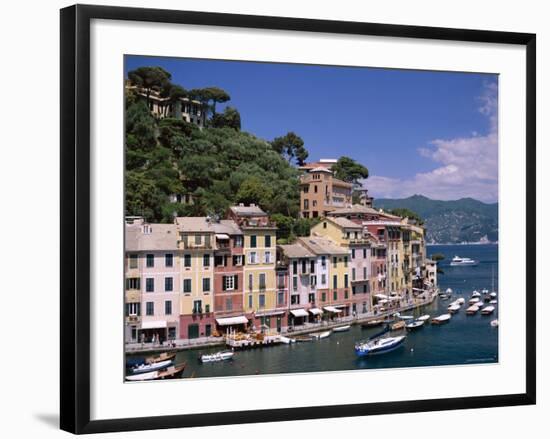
[179,241,214,250]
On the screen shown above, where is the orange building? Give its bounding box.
[299,167,353,218]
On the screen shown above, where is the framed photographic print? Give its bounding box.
[60,4,536,434]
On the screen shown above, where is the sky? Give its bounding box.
[125,56,498,203]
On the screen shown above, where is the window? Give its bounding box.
[291,295,300,305]
[215,255,225,267]
[193,300,202,314]
[225,298,233,311]
[126,278,140,290]
[146,278,154,292]
[184,254,191,267]
[126,302,141,316]
[205,234,211,248]
[202,278,211,292]
[309,293,315,303]
[248,294,253,308]
[259,273,266,290]
[183,279,192,293]
[250,235,257,248]
[165,300,172,315]
[302,259,307,274]
[277,274,285,288]
[129,254,138,269]
[293,276,298,291]
[351,249,355,259]
[333,257,337,268]
[362,302,368,313]
[248,274,253,291]
[205,304,210,313]
[363,267,367,280]
[165,277,173,292]
[333,290,338,300]
[195,234,202,245]
[363,248,367,258]
[249,251,257,264]
[321,292,326,302]
[333,275,337,289]
[344,256,348,267]
[259,294,266,307]
[278,291,285,306]
[146,254,154,268]
[223,275,234,291]
[352,286,356,295]
[303,186,309,193]
[311,275,317,286]
[363,284,368,293]
[310,260,315,273]
[146,302,154,316]
[352,268,356,281]
[265,234,271,247]
[203,254,210,267]
[264,251,272,264]
[233,255,243,266]
[234,235,243,247]
[344,274,349,288]
[345,290,349,299]
[314,185,318,193]
[323,222,327,229]
[165,253,173,267]
[321,256,326,267]
[321,274,326,285]
[293,260,298,274]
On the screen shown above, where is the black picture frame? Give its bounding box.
[60,4,536,434]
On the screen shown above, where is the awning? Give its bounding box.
[215,233,230,239]
[216,316,249,326]
[290,309,309,318]
[309,308,323,315]
[412,288,425,292]
[141,320,167,329]
[324,306,343,313]
[255,310,285,317]
[374,294,388,299]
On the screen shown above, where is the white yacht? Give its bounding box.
[450,256,479,267]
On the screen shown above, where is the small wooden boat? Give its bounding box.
[417,314,431,322]
[333,325,351,332]
[355,335,406,356]
[130,359,173,375]
[466,305,480,315]
[200,351,234,363]
[145,352,176,365]
[391,321,406,331]
[312,330,332,340]
[431,314,451,325]
[481,305,495,315]
[126,363,186,381]
[405,320,424,331]
[294,335,314,342]
[448,304,461,314]
[361,319,385,328]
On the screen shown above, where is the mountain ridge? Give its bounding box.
[373,194,498,244]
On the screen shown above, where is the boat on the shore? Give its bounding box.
[126,363,186,381]
[431,314,452,325]
[450,256,478,266]
[466,305,480,315]
[200,351,234,363]
[481,305,495,315]
[405,320,424,331]
[333,325,351,333]
[279,336,296,344]
[354,335,406,357]
[130,359,173,375]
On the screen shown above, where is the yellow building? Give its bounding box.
[174,217,216,339]
[227,205,278,328]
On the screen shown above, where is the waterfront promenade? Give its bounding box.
[125,290,438,355]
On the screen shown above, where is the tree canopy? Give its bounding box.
[270,132,309,166]
[127,66,172,104]
[332,156,369,184]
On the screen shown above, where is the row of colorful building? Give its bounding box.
[125,199,437,344]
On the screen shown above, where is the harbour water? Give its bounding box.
[132,244,499,379]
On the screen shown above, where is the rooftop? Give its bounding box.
[298,236,349,256]
[329,204,381,216]
[326,217,363,230]
[229,204,267,217]
[211,219,242,235]
[278,243,317,259]
[126,223,179,251]
[174,217,216,232]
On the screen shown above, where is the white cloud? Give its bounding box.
[366,81,498,203]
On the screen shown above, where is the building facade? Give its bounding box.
[299,167,353,218]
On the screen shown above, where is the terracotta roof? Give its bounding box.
[126,223,179,251]
[174,217,215,232]
[327,217,363,229]
[329,204,381,215]
[229,204,266,216]
[211,220,242,235]
[297,237,349,256]
[278,243,316,259]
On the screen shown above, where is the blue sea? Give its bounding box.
[133,244,499,378]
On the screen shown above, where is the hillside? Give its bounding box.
[374,195,498,244]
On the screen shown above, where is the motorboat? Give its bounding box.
[469,297,482,305]
[355,335,406,356]
[130,359,173,375]
[199,351,234,363]
[312,330,332,340]
[279,336,296,344]
[391,321,406,331]
[294,335,314,342]
[450,256,478,266]
[472,290,481,298]
[145,352,176,365]
[361,319,386,328]
[490,292,497,299]
[405,320,424,331]
[466,305,480,315]
[397,315,415,320]
[481,305,495,315]
[126,363,186,381]
[489,300,498,304]
[448,304,461,314]
[417,314,431,322]
[333,325,351,333]
[490,319,499,327]
[431,314,452,324]
[455,297,465,305]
